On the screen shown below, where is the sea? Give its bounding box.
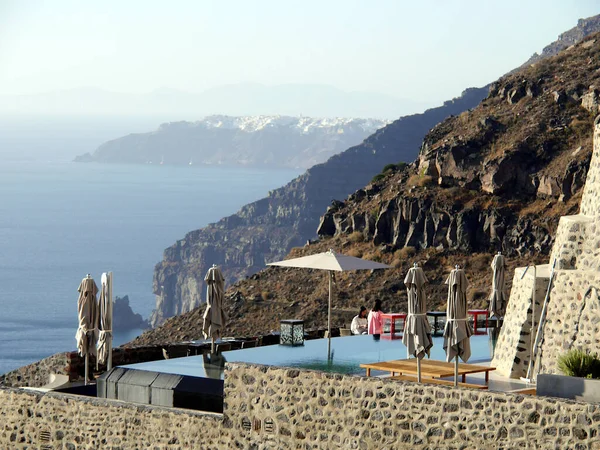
[0,138,301,375]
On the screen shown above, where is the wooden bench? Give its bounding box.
[390,374,488,389]
[360,359,496,385]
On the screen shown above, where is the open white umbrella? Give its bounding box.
[268,249,390,358]
[202,265,227,353]
[488,252,506,318]
[443,266,473,386]
[75,274,99,385]
[97,272,113,370]
[402,263,433,382]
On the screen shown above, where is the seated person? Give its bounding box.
[367,300,384,336]
[350,306,368,335]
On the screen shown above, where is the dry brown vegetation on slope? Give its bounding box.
[129,33,600,347]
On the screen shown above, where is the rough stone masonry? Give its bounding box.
[2,363,600,449]
[493,114,600,378]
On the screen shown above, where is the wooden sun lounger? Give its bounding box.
[360,358,496,385]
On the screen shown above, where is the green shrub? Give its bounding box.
[373,162,407,183]
[557,349,600,379]
[371,173,385,183]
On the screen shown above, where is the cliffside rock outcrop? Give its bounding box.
[148,16,600,329]
[149,88,488,326]
[520,14,600,68]
[130,22,600,344]
[113,295,149,331]
[318,34,600,260]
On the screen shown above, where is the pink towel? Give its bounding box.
[367,310,383,335]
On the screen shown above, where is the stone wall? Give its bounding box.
[0,386,226,449]
[0,346,165,388]
[578,115,600,217]
[0,353,69,389]
[495,116,600,378]
[538,269,600,375]
[3,362,600,449]
[549,215,592,270]
[492,267,548,378]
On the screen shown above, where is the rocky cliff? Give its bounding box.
[149,89,488,326]
[113,295,149,331]
[74,115,389,169]
[148,15,600,329]
[521,14,600,68]
[131,30,600,345]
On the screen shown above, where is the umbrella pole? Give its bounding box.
[327,271,332,360]
[454,356,459,387]
[212,337,215,354]
[107,335,113,371]
[417,358,422,383]
[108,271,113,371]
[85,353,89,386]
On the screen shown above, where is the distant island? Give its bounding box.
[113,295,149,331]
[74,115,389,169]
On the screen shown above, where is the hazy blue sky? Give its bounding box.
[1,0,599,102]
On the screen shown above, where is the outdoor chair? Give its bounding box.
[215,342,232,353]
[339,328,352,337]
[241,339,258,348]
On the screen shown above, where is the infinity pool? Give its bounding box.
[120,329,499,379]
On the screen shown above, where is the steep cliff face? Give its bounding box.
[521,14,600,68]
[149,88,488,326]
[319,33,600,255]
[132,31,600,344]
[148,16,600,329]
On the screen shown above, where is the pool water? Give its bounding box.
[121,329,498,379]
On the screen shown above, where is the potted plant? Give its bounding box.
[537,349,600,402]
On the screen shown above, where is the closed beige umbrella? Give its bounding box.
[402,264,433,382]
[268,249,390,358]
[97,272,113,370]
[75,274,99,385]
[203,265,227,353]
[488,252,506,318]
[443,266,473,386]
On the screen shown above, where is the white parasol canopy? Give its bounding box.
[268,249,390,357]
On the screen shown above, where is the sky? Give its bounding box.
[1,0,599,104]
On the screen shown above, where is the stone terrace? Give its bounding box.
[2,362,600,449]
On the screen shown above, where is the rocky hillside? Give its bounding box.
[146,14,600,329]
[74,115,389,169]
[130,31,600,346]
[149,88,488,326]
[521,14,600,68]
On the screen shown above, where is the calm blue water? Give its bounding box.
[122,332,496,379]
[0,160,300,375]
